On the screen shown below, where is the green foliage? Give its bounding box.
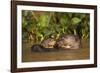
[71,17,81,25]
[22,10,90,44]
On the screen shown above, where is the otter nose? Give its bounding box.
[66,45,71,48]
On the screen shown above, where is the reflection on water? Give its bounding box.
[22,40,89,62]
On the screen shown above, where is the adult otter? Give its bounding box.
[54,34,81,50]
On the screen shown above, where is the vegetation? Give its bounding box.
[22,10,90,44]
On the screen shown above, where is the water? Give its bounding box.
[22,40,89,62]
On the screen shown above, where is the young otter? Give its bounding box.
[41,38,56,48]
[31,38,58,52]
[54,35,81,50]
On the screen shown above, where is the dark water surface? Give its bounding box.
[22,40,89,62]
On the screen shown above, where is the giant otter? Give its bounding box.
[31,35,82,52]
[31,38,57,52]
[54,34,81,50]
[41,38,56,48]
[31,44,58,52]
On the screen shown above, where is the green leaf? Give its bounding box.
[38,14,50,27]
[68,13,73,18]
[80,14,86,19]
[71,17,81,25]
[22,17,27,28]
